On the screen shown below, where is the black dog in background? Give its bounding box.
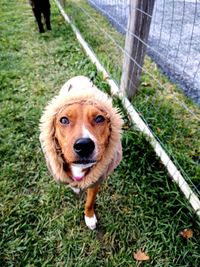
[29,0,51,33]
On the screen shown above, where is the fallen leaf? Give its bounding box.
[179,229,193,239]
[141,82,150,87]
[122,124,130,130]
[157,127,162,133]
[133,249,150,261]
[103,74,109,80]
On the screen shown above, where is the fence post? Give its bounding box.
[120,0,155,99]
[61,0,66,8]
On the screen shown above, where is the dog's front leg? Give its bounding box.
[84,185,99,230]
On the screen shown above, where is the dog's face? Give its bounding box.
[54,103,111,181]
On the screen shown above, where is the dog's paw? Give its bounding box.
[70,186,80,195]
[84,214,97,230]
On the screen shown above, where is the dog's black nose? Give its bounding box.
[73,138,95,157]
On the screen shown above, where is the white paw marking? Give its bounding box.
[70,186,80,195]
[84,214,97,230]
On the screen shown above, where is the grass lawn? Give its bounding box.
[0,0,200,266]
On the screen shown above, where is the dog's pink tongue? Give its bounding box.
[73,176,84,181]
[71,166,85,182]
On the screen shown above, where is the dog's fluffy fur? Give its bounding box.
[39,76,123,190]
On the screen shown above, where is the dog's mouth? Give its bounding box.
[70,160,97,182]
[72,159,96,166]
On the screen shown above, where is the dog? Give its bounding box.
[39,76,123,229]
[29,0,51,33]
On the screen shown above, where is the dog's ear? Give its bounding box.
[39,98,70,184]
[52,136,62,158]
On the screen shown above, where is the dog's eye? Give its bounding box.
[60,116,69,125]
[94,115,105,123]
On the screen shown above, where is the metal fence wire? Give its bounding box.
[58,0,200,200]
[88,0,200,104]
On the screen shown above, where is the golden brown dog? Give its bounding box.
[40,76,123,229]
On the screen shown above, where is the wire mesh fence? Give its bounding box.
[57,0,200,200]
[88,0,200,104]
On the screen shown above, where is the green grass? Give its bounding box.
[0,0,200,266]
[64,0,200,186]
